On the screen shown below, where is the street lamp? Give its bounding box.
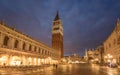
[104,54,113,64]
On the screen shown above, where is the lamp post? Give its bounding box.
[104,54,113,64]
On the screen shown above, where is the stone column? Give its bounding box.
[9,37,14,49]
[0,33,4,48]
[32,46,34,52]
[1,34,4,47]
[26,43,29,51]
[36,58,38,65]
[8,54,12,66]
[26,57,29,65]
[19,40,23,50]
[38,58,41,65]
[20,56,23,66]
[31,57,34,65]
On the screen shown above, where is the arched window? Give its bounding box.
[22,42,26,50]
[42,49,44,54]
[48,51,50,55]
[3,36,9,46]
[34,46,36,52]
[45,50,47,55]
[44,50,46,54]
[29,45,32,51]
[14,40,19,48]
[38,48,40,53]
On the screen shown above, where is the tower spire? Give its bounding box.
[54,11,60,21]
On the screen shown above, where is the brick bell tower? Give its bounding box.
[52,11,63,58]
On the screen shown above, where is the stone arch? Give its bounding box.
[22,42,26,50]
[38,48,40,53]
[3,36,9,46]
[42,49,45,55]
[14,40,19,48]
[29,44,32,51]
[34,46,36,52]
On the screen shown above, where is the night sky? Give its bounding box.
[0,0,120,56]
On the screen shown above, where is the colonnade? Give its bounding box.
[0,54,58,66]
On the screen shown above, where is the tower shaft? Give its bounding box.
[52,12,63,58]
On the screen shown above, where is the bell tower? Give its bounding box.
[52,11,63,58]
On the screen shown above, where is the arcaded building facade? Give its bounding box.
[103,19,120,64]
[0,13,62,66]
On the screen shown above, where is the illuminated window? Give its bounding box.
[3,36,9,46]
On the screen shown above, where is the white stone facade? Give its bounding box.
[0,22,59,66]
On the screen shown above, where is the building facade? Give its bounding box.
[84,49,95,62]
[84,47,104,63]
[103,19,120,64]
[62,54,81,64]
[0,17,61,66]
[52,12,63,58]
[95,45,104,63]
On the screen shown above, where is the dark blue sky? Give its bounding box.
[0,0,120,56]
